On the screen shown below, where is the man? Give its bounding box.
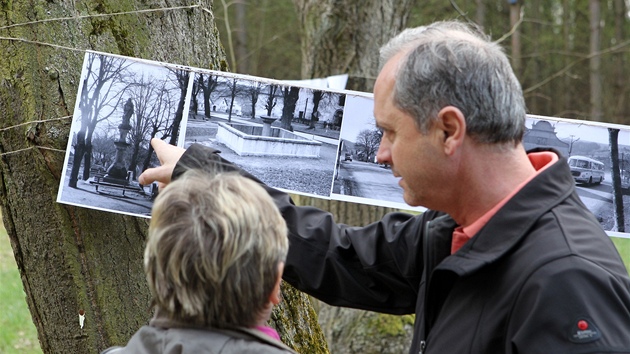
[140,21,630,353]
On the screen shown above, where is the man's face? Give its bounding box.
[373,54,446,208]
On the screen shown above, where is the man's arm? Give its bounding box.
[141,140,428,314]
[138,139,186,189]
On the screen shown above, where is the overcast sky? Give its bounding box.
[340,94,377,143]
[527,117,630,146]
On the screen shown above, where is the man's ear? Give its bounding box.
[269,262,284,305]
[436,106,466,156]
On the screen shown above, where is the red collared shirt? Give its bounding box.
[451,151,559,254]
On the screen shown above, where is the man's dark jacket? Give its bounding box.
[176,144,630,354]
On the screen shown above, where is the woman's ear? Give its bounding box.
[269,262,284,305]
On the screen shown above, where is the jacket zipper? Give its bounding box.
[420,220,433,353]
[419,340,426,354]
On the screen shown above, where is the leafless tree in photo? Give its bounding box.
[190,74,203,115]
[199,73,219,119]
[167,68,190,145]
[355,128,381,162]
[90,130,118,170]
[243,81,265,119]
[215,77,243,122]
[126,73,181,179]
[69,53,133,187]
[609,128,625,232]
[281,86,300,130]
[141,81,180,173]
[265,84,279,116]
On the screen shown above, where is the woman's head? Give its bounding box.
[145,170,288,328]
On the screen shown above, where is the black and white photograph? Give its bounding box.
[184,71,343,197]
[524,115,630,235]
[57,52,190,217]
[56,53,630,233]
[332,94,414,209]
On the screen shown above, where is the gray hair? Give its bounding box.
[381,21,526,145]
[145,170,288,328]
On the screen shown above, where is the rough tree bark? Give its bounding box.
[0,1,327,353]
[292,0,415,92]
[291,1,416,353]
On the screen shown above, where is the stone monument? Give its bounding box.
[104,98,133,182]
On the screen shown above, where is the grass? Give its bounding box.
[0,222,42,354]
[612,237,630,272]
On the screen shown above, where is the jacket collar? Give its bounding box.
[149,310,297,353]
[435,152,575,276]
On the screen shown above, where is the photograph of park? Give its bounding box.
[55,52,630,236]
[57,52,189,217]
[183,70,344,198]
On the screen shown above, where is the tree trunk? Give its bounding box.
[612,0,628,124]
[609,129,625,232]
[234,1,249,74]
[589,0,603,121]
[475,0,486,29]
[0,1,326,353]
[292,0,415,92]
[509,1,522,78]
[281,86,300,130]
[292,1,415,352]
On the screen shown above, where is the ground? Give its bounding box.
[185,113,339,197]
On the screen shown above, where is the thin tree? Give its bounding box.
[590,0,603,121]
[200,73,219,119]
[265,84,279,116]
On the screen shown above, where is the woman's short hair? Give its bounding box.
[144,170,288,328]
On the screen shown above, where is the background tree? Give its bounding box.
[289,1,417,352]
[589,0,603,122]
[292,0,415,91]
[214,0,301,78]
[0,1,327,353]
